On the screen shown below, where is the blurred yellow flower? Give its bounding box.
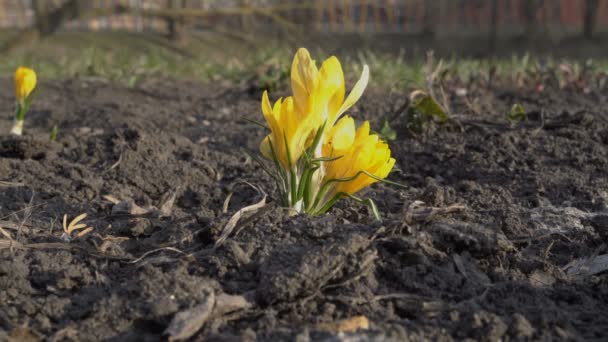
[11,67,37,135]
[14,67,36,103]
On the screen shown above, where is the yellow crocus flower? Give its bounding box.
[291,48,369,129]
[259,91,314,168]
[322,118,396,197]
[11,67,37,135]
[14,67,36,104]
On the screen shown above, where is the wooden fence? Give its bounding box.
[0,0,606,37]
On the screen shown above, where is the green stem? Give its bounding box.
[314,192,345,215]
[282,132,298,207]
[15,102,25,121]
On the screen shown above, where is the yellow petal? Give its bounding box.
[355,121,370,140]
[259,135,273,160]
[318,57,344,102]
[261,90,273,117]
[291,48,318,112]
[333,65,369,124]
[380,157,396,178]
[328,116,355,151]
[279,97,296,144]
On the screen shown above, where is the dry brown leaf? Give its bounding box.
[565,254,608,278]
[159,189,178,217]
[165,292,215,341]
[8,325,40,342]
[111,199,154,216]
[213,293,253,317]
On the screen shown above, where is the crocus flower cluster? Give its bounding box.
[258,48,395,217]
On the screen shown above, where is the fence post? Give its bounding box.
[583,0,599,38]
[166,0,187,43]
[523,0,542,37]
[359,0,368,32]
[422,0,437,36]
[489,0,498,52]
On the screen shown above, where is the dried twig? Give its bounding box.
[0,181,24,187]
[16,192,35,242]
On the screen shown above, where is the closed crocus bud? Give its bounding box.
[15,67,36,104]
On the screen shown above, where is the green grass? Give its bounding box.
[2,29,608,90]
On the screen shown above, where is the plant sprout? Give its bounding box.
[11,67,37,135]
[255,48,398,219]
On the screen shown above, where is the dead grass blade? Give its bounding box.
[0,226,13,240]
[215,195,266,247]
[222,192,234,214]
[128,247,187,264]
[215,183,266,248]
[404,200,465,224]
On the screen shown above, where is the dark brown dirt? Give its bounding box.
[1,76,607,341]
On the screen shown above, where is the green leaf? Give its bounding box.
[314,192,381,221]
[268,139,290,206]
[312,155,343,162]
[50,125,58,142]
[310,170,406,213]
[283,131,297,206]
[506,103,527,124]
[242,117,269,130]
[309,121,327,154]
[378,118,397,141]
[410,90,449,123]
[346,194,381,221]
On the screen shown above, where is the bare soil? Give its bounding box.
[0,76,607,341]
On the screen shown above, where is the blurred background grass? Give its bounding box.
[1,0,608,87]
